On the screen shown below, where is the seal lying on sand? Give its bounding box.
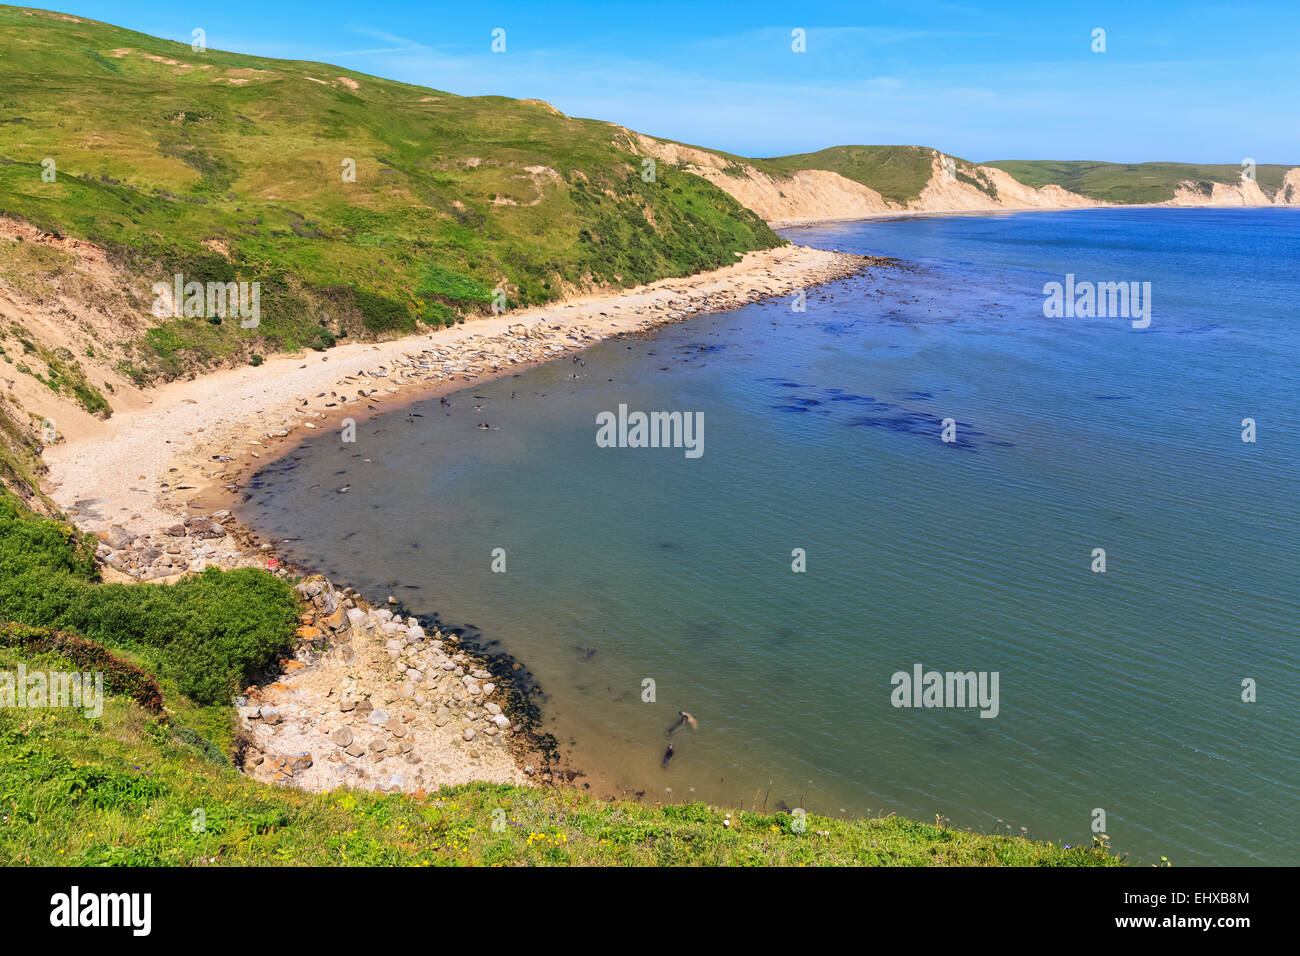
[666,711,698,735]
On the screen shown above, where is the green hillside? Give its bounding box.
[748,144,941,205]
[0,5,780,380]
[984,159,1294,204]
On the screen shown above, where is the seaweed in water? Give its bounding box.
[847,413,982,451]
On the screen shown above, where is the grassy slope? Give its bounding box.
[0,5,780,381]
[984,159,1293,204]
[748,145,941,205]
[0,660,1120,866]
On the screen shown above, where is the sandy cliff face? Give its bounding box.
[0,217,156,441]
[696,166,899,222]
[909,155,1101,214]
[630,134,1300,223]
[1165,169,1300,207]
[632,139,1102,224]
[632,133,901,222]
[1167,178,1272,207]
[1274,168,1300,204]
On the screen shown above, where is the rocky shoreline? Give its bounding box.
[47,245,883,796]
[238,574,539,793]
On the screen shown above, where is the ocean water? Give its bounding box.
[243,208,1300,865]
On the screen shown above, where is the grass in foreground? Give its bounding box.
[0,683,1121,866]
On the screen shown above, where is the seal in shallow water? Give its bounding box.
[667,711,698,735]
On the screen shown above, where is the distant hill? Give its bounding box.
[984,160,1297,205]
[748,145,940,205]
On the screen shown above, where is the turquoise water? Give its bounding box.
[245,208,1300,865]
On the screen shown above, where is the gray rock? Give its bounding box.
[106,526,135,549]
[331,727,354,747]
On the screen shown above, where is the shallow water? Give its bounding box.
[244,208,1300,865]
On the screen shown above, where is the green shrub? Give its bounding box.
[0,496,298,704]
[0,622,165,712]
[0,497,98,579]
[416,264,494,305]
[352,288,414,334]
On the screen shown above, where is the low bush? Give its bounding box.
[0,622,165,713]
[0,496,298,704]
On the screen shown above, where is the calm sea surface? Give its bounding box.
[244,208,1300,865]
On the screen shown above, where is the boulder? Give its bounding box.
[101,525,135,550]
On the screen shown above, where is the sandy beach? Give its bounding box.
[44,244,868,544]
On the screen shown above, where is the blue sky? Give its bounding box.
[57,1,1300,162]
